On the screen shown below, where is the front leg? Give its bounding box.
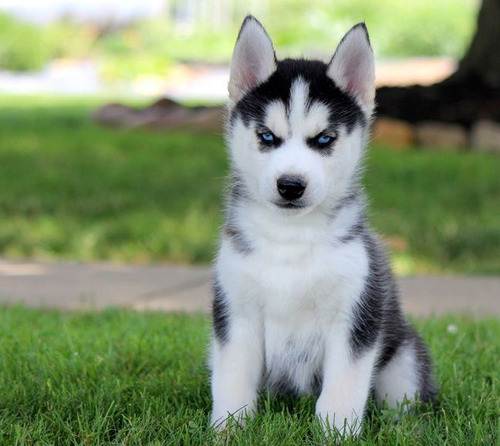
[210,317,263,429]
[316,327,377,436]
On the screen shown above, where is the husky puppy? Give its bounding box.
[210,16,437,435]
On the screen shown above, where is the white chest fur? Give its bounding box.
[218,204,368,312]
[215,204,369,394]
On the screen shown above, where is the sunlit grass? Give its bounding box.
[0,306,498,445]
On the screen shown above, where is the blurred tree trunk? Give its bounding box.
[376,0,500,127]
[448,0,500,88]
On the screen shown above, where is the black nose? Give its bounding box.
[277,175,306,200]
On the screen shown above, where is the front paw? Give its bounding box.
[210,405,252,431]
[315,399,362,438]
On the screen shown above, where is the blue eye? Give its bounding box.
[308,133,336,153]
[317,135,332,145]
[260,132,275,143]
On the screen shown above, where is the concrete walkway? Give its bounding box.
[0,258,498,317]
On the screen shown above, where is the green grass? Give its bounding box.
[0,95,499,274]
[0,96,226,264]
[0,306,498,445]
[367,149,500,274]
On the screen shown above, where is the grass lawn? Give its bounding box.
[0,306,498,445]
[0,95,499,274]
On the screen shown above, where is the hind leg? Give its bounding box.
[374,332,436,411]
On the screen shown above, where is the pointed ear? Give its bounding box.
[327,23,375,113]
[228,16,277,102]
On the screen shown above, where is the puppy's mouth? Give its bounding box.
[274,201,307,210]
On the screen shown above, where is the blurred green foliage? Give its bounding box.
[0,0,479,80]
[0,14,96,71]
[266,0,478,58]
[0,13,50,71]
[44,20,97,60]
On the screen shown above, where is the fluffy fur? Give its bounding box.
[210,15,437,436]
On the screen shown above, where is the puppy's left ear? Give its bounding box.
[327,24,375,114]
[228,16,277,103]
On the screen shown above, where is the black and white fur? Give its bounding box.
[210,16,437,435]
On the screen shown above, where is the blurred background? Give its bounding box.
[0,0,478,97]
[0,0,499,275]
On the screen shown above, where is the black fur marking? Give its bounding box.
[350,232,438,403]
[328,189,361,222]
[373,290,439,405]
[222,173,254,254]
[336,190,360,210]
[340,215,366,243]
[266,370,298,397]
[230,58,365,133]
[311,370,323,395]
[264,336,324,397]
[228,172,252,201]
[212,279,230,344]
[411,330,439,403]
[265,366,322,398]
[349,232,392,356]
[377,327,438,403]
[224,221,253,255]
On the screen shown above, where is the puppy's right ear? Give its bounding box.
[228,16,276,102]
[327,23,375,114]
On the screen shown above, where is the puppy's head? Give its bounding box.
[227,16,375,216]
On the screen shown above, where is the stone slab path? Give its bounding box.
[0,258,498,317]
